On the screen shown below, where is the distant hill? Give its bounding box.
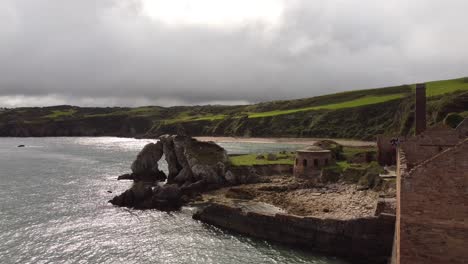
[1,77,467,140]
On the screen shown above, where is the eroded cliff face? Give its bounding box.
[0,116,152,137]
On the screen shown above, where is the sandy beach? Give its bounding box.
[195,136,376,147]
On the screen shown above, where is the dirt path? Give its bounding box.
[195,136,375,147]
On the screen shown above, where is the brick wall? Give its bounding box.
[397,139,468,264]
[400,125,463,168]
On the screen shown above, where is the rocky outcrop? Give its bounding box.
[193,203,395,264]
[163,135,228,186]
[109,183,183,211]
[110,135,230,210]
[129,141,166,182]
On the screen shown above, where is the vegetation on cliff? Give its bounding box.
[1,77,467,139]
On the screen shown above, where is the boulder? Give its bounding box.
[154,184,182,202]
[224,170,237,185]
[174,167,193,183]
[180,179,206,195]
[256,154,265,160]
[117,173,134,180]
[109,183,183,210]
[266,153,277,161]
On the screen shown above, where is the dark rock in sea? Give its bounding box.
[17,145,25,147]
[154,184,181,202]
[109,182,183,211]
[107,190,112,193]
[117,173,134,180]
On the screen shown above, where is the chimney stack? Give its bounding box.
[415,83,426,135]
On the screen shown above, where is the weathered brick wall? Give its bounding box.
[456,118,468,137]
[400,125,463,168]
[397,139,468,264]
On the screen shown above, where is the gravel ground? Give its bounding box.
[200,175,381,219]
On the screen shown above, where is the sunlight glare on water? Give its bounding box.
[0,137,348,264]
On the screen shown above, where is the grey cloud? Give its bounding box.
[0,0,467,107]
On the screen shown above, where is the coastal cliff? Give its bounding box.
[1,78,466,140]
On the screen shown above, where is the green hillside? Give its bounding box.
[1,77,467,139]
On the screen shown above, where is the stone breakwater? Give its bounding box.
[193,203,395,264]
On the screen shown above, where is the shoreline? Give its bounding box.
[195,136,376,147]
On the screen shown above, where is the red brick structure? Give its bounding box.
[377,135,397,166]
[294,146,334,179]
[399,124,464,168]
[415,83,426,135]
[395,134,468,264]
[456,118,468,137]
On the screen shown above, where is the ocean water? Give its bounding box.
[0,137,348,264]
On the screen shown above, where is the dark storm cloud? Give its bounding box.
[0,0,467,107]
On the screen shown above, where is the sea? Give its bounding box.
[0,137,348,264]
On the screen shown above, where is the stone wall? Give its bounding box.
[377,135,397,166]
[194,203,395,264]
[229,164,293,177]
[294,151,333,179]
[396,139,468,264]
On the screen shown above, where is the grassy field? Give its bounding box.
[2,76,466,139]
[229,153,295,166]
[162,113,227,124]
[44,109,77,119]
[247,93,406,118]
[412,77,468,97]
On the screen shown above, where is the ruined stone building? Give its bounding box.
[294,146,334,179]
[395,128,467,264]
[391,83,468,263]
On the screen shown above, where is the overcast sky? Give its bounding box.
[0,0,467,107]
